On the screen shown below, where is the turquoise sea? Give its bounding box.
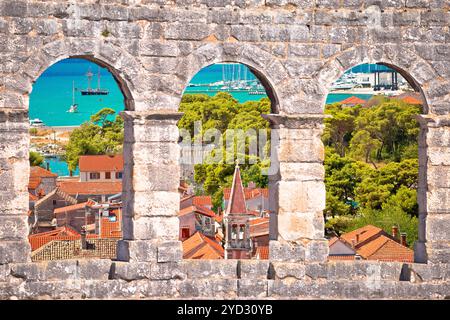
[31,59,377,176]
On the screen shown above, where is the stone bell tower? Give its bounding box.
[224,163,252,259]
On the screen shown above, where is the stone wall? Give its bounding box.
[0,0,449,299]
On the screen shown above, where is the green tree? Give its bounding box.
[29,151,44,167]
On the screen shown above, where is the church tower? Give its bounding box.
[224,163,252,259]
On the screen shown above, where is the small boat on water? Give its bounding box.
[30,119,45,127]
[67,80,79,113]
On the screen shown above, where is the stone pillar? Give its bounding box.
[416,114,450,264]
[263,114,329,263]
[117,110,183,263]
[0,109,31,264]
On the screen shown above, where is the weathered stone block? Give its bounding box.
[45,260,78,281]
[277,211,325,240]
[305,239,329,262]
[157,241,183,263]
[150,262,186,280]
[305,263,328,280]
[78,259,112,280]
[237,279,267,297]
[117,240,157,262]
[132,163,180,192]
[112,262,151,281]
[272,262,306,280]
[129,216,179,240]
[130,191,179,217]
[277,138,324,163]
[177,279,238,298]
[239,260,269,279]
[10,262,46,281]
[277,180,326,213]
[269,240,305,262]
[0,240,30,264]
[278,162,324,181]
[0,216,29,240]
[426,214,450,241]
[183,260,238,279]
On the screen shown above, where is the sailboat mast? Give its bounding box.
[97,67,101,90]
[72,80,75,105]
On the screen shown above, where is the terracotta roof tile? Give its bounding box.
[182,232,224,259]
[30,166,58,178]
[340,96,367,105]
[57,181,122,195]
[28,226,80,251]
[328,255,356,261]
[78,154,123,172]
[193,196,212,207]
[356,234,414,262]
[340,224,384,247]
[178,205,215,218]
[249,218,269,237]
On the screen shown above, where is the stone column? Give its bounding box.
[117,110,183,263]
[416,114,450,264]
[0,109,31,264]
[263,114,329,263]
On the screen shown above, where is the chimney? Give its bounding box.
[355,234,360,243]
[392,226,399,241]
[80,227,87,250]
[400,233,407,247]
[351,238,356,248]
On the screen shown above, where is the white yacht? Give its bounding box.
[30,119,45,127]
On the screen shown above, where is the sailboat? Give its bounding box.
[80,66,109,95]
[67,81,78,113]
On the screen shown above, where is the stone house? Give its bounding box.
[178,205,216,240]
[328,225,414,262]
[28,166,58,198]
[54,200,96,233]
[32,188,78,233]
[79,154,123,182]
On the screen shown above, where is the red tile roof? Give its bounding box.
[356,234,414,262]
[193,196,212,207]
[182,232,224,259]
[28,226,81,251]
[225,165,247,215]
[57,181,122,195]
[340,96,367,105]
[340,224,384,247]
[333,225,414,263]
[78,154,123,172]
[255,246,269,259]
[394,92,423,105]
[328,255,356,261]
[178,205,216,218]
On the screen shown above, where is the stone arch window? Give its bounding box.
[323,62,428,264]
[25,56,132,263]
[178,61,278,260]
